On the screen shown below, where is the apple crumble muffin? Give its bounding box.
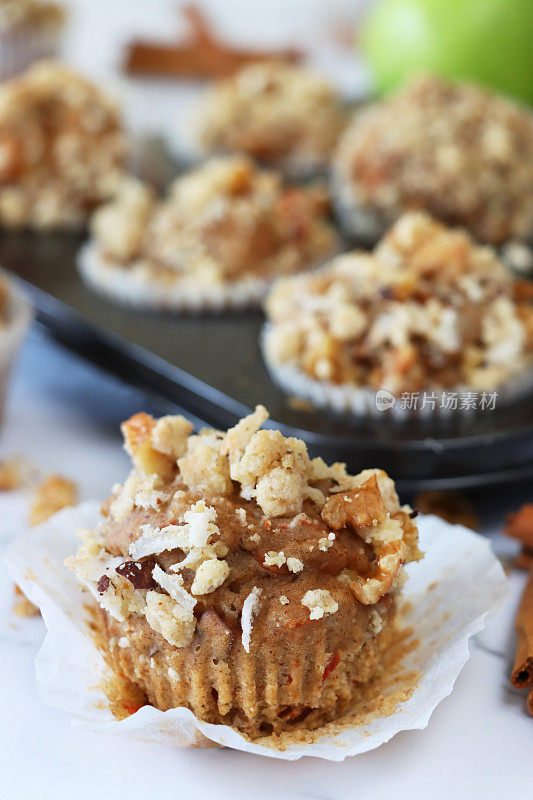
[263,213,533,412]
[197,61,346,178]
[0,61,126,229]
[333,75,533,246]
[66,406,420,738]
[79,156,338,311]
[0,1,65,80]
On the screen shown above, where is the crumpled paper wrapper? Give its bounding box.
[4,501,508,761]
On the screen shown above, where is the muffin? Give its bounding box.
[263,212,533,416]
[66,406,420,739]
[0,0,65,80]
[197,61,346,179]
[332,75,533,248]
[0,61,126,229]
[79,156,338,311]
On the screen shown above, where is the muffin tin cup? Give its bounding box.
[261,324,533,423]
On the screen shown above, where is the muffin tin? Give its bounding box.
[2,225,533,493]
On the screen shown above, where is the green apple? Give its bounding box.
[361,0,533,104]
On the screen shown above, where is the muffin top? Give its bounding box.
[67,407,419,652]
[198,62,346,175]
[0,61,125,228]
[264,212,533,395]
[90,156,337,285]
[0,0,65,31]
[334,75,533,245]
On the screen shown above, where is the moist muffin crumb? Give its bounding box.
[66,406,421,738]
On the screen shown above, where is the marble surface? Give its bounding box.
[0,331,532,799]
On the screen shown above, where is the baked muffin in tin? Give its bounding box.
[79,156,338,311]
[332,75,533,252]
[263,213,533,418]
[197,61,347,179]
[0,61,126,229]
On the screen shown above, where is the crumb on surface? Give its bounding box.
[29,474,77,526]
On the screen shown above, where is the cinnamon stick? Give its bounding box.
[511,568,533,689]
[505,504,533,550]
[515,547,533,570]
[124,5,301,79]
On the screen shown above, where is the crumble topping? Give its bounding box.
[198,61,346,174]
[334,74,533,245]
[265,212,533,394]
[144,591,196,648]
[263,551,304,573]
[0,61,125,229]
[89,155,336,286]
[190,558,230,595]
[67,407,420,652]
[301,589,338,620]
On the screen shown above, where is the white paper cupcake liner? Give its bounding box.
[77,241,271,313]
[262,324,533,422]
[330,171,389,246]
[0,25,62,80]
[4,501,508,760]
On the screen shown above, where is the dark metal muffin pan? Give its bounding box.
[1,225,533,493]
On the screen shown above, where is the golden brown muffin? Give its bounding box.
[264,213,533,402]
[0,61,126,228]
[198,61,347,178]
[333,74,533,246]
[66,406,420,739]
[78,156,338,311]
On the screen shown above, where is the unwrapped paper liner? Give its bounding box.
[5,501,508,761]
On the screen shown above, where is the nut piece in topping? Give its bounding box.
[301,589,338,620]
[321,475,388,531]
